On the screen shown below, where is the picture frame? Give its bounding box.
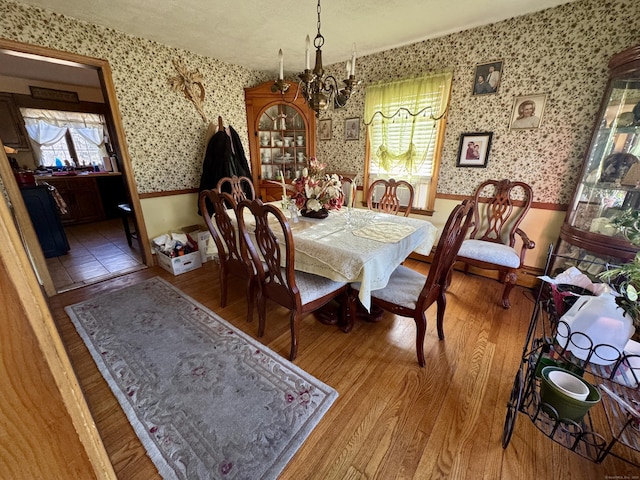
[318,118,332,140]
[456,132,493,168]
[472,60,503,96]
[344,117,360,141]
[509,93,547,130]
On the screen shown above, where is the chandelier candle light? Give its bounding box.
[272,0,358,116]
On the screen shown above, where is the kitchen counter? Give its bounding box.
[36,172,126,224]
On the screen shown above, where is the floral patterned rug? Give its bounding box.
[65,276,338,479]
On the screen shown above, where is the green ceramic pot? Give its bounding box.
[540,366,601,423]
[534,355,559,378]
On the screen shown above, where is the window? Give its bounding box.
[19,108,108,168]
[364,72,452,213]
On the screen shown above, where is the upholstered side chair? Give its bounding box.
[456,179,535,309]
[237,198,350,361]
[366,178,415,216]
[350,199,475,366]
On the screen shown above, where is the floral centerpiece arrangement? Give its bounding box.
[292,157,343,217]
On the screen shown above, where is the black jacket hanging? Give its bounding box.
[198,125,251,215]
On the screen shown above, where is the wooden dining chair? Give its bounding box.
[349,199,475,366]
[366,178,415,216]
[455,179,535,309]
[198,189,257,321]
[237,198,350,361]
[216,175,255,203]
[341,176,355,208]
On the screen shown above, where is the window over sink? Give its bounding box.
[19,108,109,168]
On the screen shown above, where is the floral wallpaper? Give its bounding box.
[1,0,639,203]
[0,0,269,194]
[316,0,640,204]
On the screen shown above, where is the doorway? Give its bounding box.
[0,39,152,295]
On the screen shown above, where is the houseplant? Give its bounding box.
[597,208,640,331]
[292,157,343,217]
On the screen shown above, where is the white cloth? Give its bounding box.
[352,223,416,243]
[234,205,437,311]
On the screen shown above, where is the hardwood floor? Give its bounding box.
[48,259,638,479]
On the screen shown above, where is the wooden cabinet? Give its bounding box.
[0,93,31,150]
[554,45,640,273]
[244,81,316,200]
[42,175,105,225]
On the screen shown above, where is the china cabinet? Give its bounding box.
[555,45,640,275]
[244,81,316,200]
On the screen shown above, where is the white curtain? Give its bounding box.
[20,108,106,163]
[23,120,68,162]
[76,126,103,146]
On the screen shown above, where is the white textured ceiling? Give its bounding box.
[13,0,577,76]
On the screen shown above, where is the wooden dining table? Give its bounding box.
[223,204,438,312]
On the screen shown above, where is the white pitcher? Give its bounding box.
[556,291,635,365]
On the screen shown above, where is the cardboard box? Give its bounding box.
[155,248,202,275]
[182,225,216,263]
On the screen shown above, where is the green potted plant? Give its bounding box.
[597,208,640,333]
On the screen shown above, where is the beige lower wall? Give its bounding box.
[140,193,564,272]
[140,193,204,242]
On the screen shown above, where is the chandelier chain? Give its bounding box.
[314,0,324,49]
[272,0,356,116]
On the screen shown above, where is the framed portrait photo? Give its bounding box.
[318,118,332,140]
[345,117,360,141]
[509,93,547,130]
[472,60,503,96]
[456,132,493,168]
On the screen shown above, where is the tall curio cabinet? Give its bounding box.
[554,45,640,275]
[244,81,316,201]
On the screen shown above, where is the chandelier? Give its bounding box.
[271,0,357,117]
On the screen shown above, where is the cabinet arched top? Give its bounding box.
[244,81,316,193]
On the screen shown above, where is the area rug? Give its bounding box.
[65,276,338,480]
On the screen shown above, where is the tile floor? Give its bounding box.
[46,218,146,292]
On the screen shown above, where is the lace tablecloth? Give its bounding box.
[210,206,437,311]
[280,208,436,311]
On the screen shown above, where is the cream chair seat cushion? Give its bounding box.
[290,269,348,304]
[457,239,520,268]
[352,265,426,310]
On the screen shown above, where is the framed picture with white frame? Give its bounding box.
[509,94,547,129]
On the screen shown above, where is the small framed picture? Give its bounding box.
[318,118,332,140]
[456,132,493,168]
[472,60,503,96]
[345,117,360,140]
[509,93,547,129]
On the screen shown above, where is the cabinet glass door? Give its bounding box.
[257,104,308,181]
[567,76,640,240]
